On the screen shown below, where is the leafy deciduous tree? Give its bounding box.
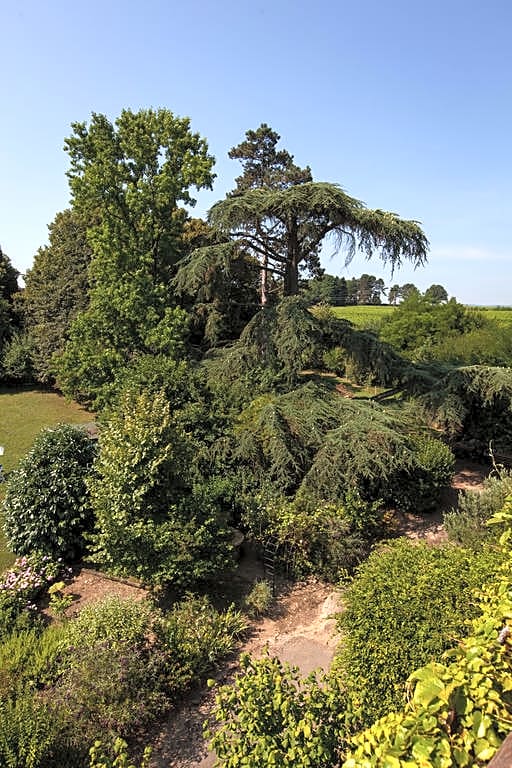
[56,108,215,408]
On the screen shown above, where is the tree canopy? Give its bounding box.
[181,126,428,304]
[56,108,215,407]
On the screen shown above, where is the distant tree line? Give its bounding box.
[301,273,449,306]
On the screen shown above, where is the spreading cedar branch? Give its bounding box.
[183,182,428,299]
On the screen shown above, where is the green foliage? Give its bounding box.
[18,208,92,383]
[233,383,453,514]
[244,580,274,618]
[379,293,487,361]
[2,424,96,560]
[205,179,428,298]
[0,623,68,695]
[1,331,36,383]
[338,539,502,726]
[51,637,169,745]
[62,596,154,655]
[243,496,378,581]
[0,246,20,368]
[444,469,512,549]
[342,533,512,767]
[89,738,151,768]
[206,652,346,768]
[156,596,247,692]
[88,390,232,587]
[422,365,512,456]
[0,689,61,768]
[393,435,455,513]
[56,108,214,409]
[0,554,62,638]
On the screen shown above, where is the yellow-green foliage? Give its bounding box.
[342,498,512,768]
[330,305,395,329]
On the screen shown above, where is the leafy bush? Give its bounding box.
[156,596,247,692]
[0,623,68,696]
[244,580,274,618]
[421,365,512,457]
[89,738,151,768]
[207,652,345,768]
[50,640,169,746]
[243,496,379,581]
[88,390,233,587]
[392,435,455,513]
[1,331,36,383]
[0,688,62,768]
[3,424,96,561]
[338,539,502,726]
[343,501,512,767]
[62,596,154,655]
[444,468,512,549]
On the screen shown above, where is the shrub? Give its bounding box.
[244,580,274,618]
[444,468,512,549]
[89,738,151,768]
[206,653,345,768]
[0,688,62,768]
[392,435,455,513]
[88,390,233,587]
[338,539,502,726]
[0,623,68,696]
[2,424,96,561]
[243,496,379,581]
[63,596,154,655]
[156,596,247,692]
[50,640,169,746]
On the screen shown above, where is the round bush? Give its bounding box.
[2,424,96,561]
[338,539,502,726]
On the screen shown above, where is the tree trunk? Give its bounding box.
[260,254,269,305]
[283,219,300,296]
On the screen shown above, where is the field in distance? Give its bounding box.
[330,304,512,329]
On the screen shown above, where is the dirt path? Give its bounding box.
[391,459,489,544]
[149,578,342,768]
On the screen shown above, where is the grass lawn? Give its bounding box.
[0,386,93,572]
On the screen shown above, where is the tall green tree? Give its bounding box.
[230,123,314,304]
[56,108,215,408]
[207,182,429,299]
[19,209,92,382]
[0,247,19,346]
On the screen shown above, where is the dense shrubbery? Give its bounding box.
[207,652,346,768]
[422,365,512,456]
[0,554,64,638]
[2,424,96,561]
[0,592,247,766]
[337,539,502,726]
[88,390,233,587]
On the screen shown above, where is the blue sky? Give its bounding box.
[1,0,511,304]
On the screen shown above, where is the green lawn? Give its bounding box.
[0,387,93,572]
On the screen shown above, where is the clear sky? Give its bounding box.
[1,0,511,304]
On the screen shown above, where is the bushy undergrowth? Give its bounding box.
[338,539,502,726]
[0,553,63,638]
[0,593,247,765]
